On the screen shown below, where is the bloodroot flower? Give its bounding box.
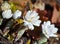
[13,10,22,19]
[2,9,13,19]
[23,10,41,30]
[42,21,58,38]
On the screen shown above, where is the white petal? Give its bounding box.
[25,10,32,19]
[42,25,49,38]
[52,28,58,33]
[35,16,40,20]
[13,10,22,19]
[25,10,38,20]
[26,10,32,16]
[24,20,29,26]
[28,23,34,30]
[32,16,40,21]
[25,11,32,20]
[24,20,34,30]
[44,21,51,26]
[47,21,51,25]
[24,10,39,21]
[2,9,13,19]
[45,34,49,38]
[32,20,41,26]
[51,24,55,27]
[49,34,58,37]
[50,24,58,33]
[30,11,38,17]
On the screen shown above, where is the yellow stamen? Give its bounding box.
[26,39,31,44]
[16,19,24,24]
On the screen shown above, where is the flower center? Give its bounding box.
[27,17,34,22]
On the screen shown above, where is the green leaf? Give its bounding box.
[37,35,47,44]
[9,2,17,12]
[42,42,46,44]
[0,19,3,25]
[15,28,28,41]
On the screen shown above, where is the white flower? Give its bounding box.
[42,21,58,38]
[23,10,41,30]
[13,10,22,19]
[2,9,13,19]
[1,2,11,11]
